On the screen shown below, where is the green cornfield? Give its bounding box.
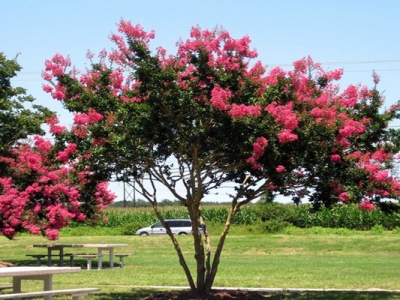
[70,202,400,234]
[98,205,258,228]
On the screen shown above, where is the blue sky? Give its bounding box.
[2,1,400,203]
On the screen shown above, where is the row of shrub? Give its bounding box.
[74,202,400,234]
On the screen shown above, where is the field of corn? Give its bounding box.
[71,202,400,234]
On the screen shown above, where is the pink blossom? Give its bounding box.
[210,86,231,111]
[372,70,380,85]
[325,69,343,81]
[56,151,69,162]
[42,84,54,93]
[87,109,104,123]
[364,164,380,174]
[330,154,341,163]
[246,157,256,165]
[34,136,52,152]
[359,199,374,211]
[372,170,388,183]
[229,104,261,118]
[338,192,349,202]
[86,50,94,59]
[276,165,286,173]
[339,119,366,137]
[98,49,108,59]
[265,101,299,130]
[45,229,60,240]
[371,149,391,163]
[51,90,66,100]
[278,129,298,143]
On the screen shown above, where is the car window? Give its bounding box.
[181,221,191,227]
[152,222,163,228]
[167,221,179,227]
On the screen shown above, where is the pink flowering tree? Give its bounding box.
[0,53,115,240]
[42,20,400,293]
[0,135,115,240]
[280,68,400,210]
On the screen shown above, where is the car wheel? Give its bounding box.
[178,232,187,235]
[140,232,149,236]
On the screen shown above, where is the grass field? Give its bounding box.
[1,230,400,299]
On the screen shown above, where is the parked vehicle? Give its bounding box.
[135,219,204,236]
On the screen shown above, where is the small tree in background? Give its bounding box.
[42,20,400,294]
[0,53,116,240]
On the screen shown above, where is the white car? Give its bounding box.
[136,219,204,236]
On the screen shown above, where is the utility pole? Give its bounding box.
[123,179,136,207]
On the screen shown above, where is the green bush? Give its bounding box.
[121,221,149,235]
[261,219,291,233]
[252,202,297,222]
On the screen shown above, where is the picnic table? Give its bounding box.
[32,244,128,269]
[0,266,84,300]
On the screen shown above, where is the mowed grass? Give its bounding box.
[1,232,400,299]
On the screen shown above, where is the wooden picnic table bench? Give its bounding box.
[114,253,132,268]
[0,266,95,300]
[26,253,74,267]
[32,244,128,268]
[71,254,102,270]
[0,285,11,291]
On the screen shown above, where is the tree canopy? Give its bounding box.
[41,20,400,293]
[0,53,53,165]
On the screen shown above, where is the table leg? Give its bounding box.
[12,277,21,293]
[97,249,102,270]
[43,274,53,300]
[47,248,52,266]
[59,248,64,266]
[12,274,52,300]
[110,248,114,268]
[12,277,21,300]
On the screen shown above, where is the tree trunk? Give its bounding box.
[204,202,238,293]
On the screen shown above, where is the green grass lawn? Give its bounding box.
[1,231,400,299]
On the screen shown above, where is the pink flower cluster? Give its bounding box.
[0,137,115,240]
[246,137,268,169]
[229,104,261,118]
[359,199,374,211]
[265,102,299,130]
[210,86,231,111]
[46,115,66,135]
[73,109,104,125]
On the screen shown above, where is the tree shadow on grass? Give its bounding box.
[88,289,400,300]
[274,291,400,300]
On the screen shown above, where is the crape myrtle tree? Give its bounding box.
[42,20,400,293]
[0,53,116,240]
[287,72,400,210]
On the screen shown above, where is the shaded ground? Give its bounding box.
[141,289,277,300]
